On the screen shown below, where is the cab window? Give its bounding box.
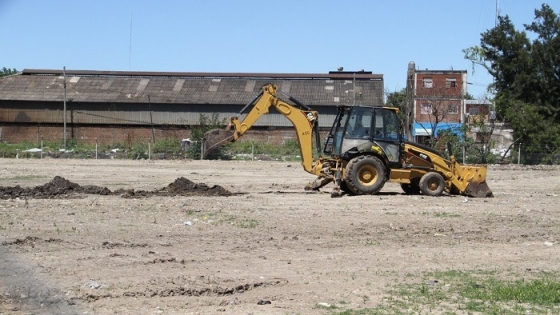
[347,107,372,139]
[374,109,400,141]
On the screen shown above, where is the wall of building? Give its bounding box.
[0,124,303,147]
[465,103,491,123]
[413,72,466,124]
[414,99,463,123]
[414,73,464,98]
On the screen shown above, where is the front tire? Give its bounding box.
[345,155,386,195]
[419,172,445,196]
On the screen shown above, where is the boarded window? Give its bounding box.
[422,78,433,88]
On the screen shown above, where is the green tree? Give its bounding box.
[0,67,17,77]
[463,92,475,100]
[385,88,408,135]
[464,4,560,164]
[186,113,228,159]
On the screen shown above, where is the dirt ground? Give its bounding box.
[0,158,559,315]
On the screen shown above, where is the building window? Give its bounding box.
[469,107,480,115]
[448,104,459,114]
[446,78,457,88]
[421,103,432,114]
[422,78,433,88]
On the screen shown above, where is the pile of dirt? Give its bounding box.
[0,176,232,200]
[162,177,232,196]
[115,177,232,198]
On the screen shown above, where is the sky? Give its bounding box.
[1,0,558,99]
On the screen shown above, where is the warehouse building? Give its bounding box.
[0,69,384,146]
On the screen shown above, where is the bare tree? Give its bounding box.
[416,84,462,147]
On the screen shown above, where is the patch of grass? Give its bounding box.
[211,214,259,228]
[332,270,560,315]
[437,212,460,218]
[462,275,560,308]
[236,218,258,229]
[423,211,461,218]
[365,239,380,246]
[4,174,49,181]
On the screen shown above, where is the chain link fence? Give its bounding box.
[1,139,557,165]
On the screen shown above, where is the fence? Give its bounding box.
[1,139,557,165]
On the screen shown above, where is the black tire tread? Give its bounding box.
[419,172,445,196]
[345,155,386,195]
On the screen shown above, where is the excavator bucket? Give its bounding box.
[464,180,493,198]
[202,129,235,158]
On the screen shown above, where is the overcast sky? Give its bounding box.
[1,0,556,99]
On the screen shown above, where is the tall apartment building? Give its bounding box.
[405,61,467,143]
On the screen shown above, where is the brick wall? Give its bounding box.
[0,124,302,146]
[414,72,465,124]
[415,99,463,123]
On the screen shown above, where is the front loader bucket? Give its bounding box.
[202,129,235,158]
[454,164,493,198]
[464,180,493,198]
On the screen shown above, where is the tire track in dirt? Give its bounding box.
[0,238,82,314]
[0,170,234,314]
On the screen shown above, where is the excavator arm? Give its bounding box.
[203,84,322,173]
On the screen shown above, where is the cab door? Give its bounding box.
[373,108,402,165]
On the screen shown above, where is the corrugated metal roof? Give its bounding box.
[0,69,384,106]
[465,99,491,105]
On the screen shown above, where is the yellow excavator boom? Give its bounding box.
[203,84,320,173]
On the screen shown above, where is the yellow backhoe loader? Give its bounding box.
[203,84,492,198]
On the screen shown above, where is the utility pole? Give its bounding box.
[147,94,155,142]
[495,0,500,26]
[405,62,415,141]
[63,66,67,150]
[353,73,356,105]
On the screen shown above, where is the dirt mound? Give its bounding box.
[162,177,232,196]
[0,176,231,199]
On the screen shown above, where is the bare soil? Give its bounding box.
[0,159,559,315]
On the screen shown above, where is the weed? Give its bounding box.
[210,213,258,228]
[332,270,560,315]
[236,218,258,229]
[433,212,461,218]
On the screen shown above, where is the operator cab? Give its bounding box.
[324,106,402,165]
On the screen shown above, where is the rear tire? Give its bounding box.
[345,155,386,195]
[419,172,445,196]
